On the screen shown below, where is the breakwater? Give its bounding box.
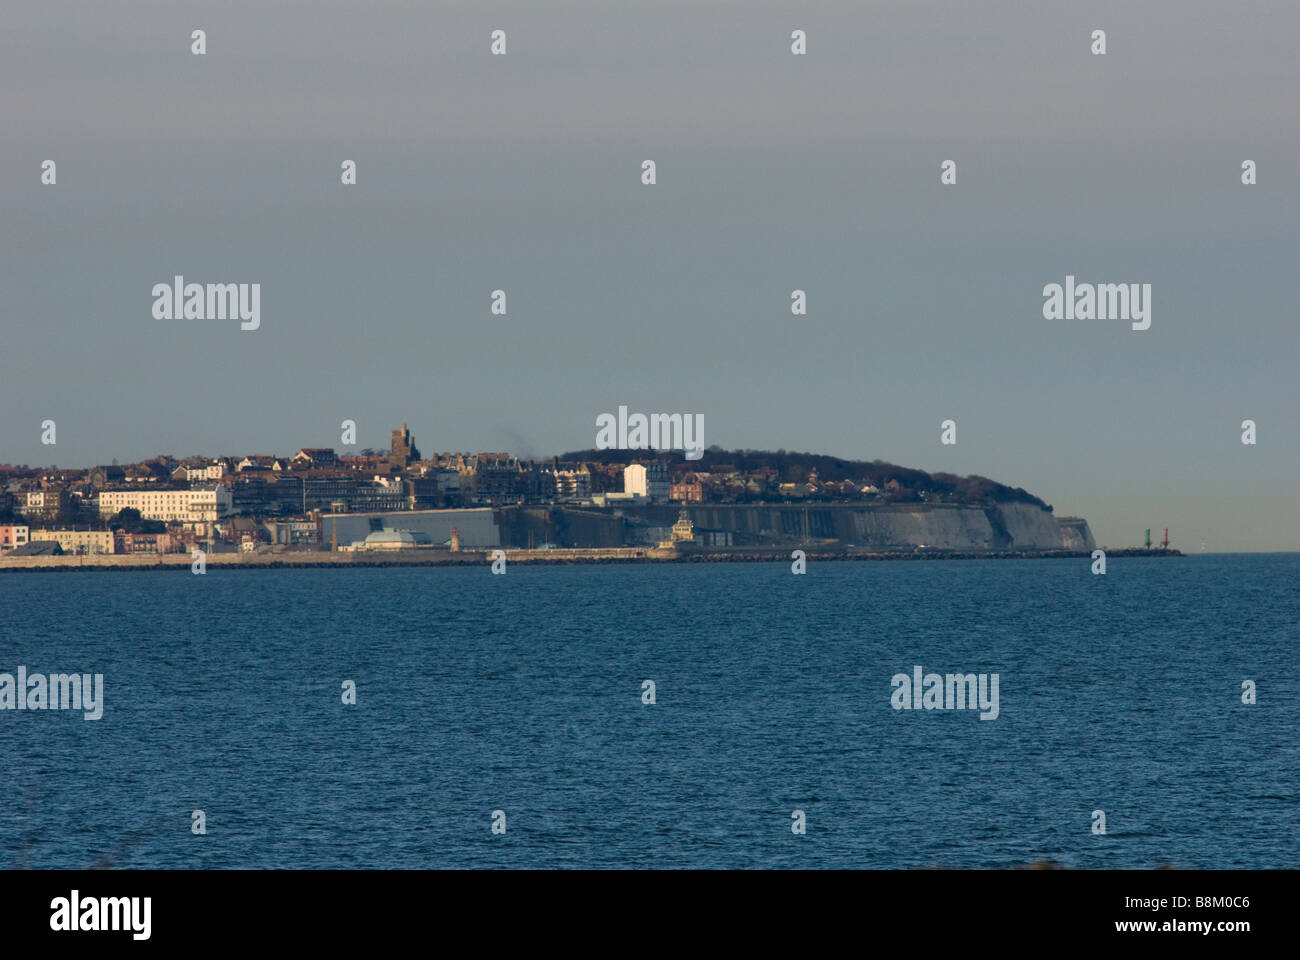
[0,546,1179,572]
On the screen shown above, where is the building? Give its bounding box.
[236,456,284,472]
[624,462,670,502]
[299,476,356,511]
[227,476,273,515]
[0,524,29,552]
[263,518,321,546]
[406,476,441,508]
[347,528,433,551]
[387,424,421,472]
[23,489,68,518]
[174,460,228,482]
[656,509,699,551]
[669,481,703,502]
[429,468,460,494]
[222,517,265,546]
[459,454,541,504]
[98,486,232,533]
[87,466,126,487]
[116,532,176,554]
[322,508,498,550]
[590,492,645,506]
[353,477,407,513]
[292,448,338,468]
[28,529,115,555]
[548,465,592,500]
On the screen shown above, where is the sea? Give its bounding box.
[1,554,1296,869]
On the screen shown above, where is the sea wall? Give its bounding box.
[501,502,1093,552]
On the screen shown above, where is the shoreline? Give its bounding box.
[0,546,1182,572]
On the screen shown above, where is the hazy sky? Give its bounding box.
[2,1,1296,550]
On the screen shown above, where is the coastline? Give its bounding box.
[0,546,1182,572]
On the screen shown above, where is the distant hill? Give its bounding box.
[558,447,1049,510]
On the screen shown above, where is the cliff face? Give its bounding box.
[847,505,1004,550]
[845,502,1075,551]
[1055,517,1097,551]
[1000,502,1082,550]
[501,502,1094,551]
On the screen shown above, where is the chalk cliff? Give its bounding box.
[517,502,1096,551]
[843,502,1087,551]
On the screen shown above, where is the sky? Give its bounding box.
[1,1,1296,550]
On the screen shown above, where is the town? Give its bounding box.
[0,423,1098,560]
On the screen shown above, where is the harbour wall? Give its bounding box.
[499,502,1094,552]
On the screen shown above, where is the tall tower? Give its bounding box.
[1161,527,1169,550]
[389,424,419,470]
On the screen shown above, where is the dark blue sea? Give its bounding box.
[2,555,1297,869]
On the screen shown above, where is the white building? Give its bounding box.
[624,463,669,502]
[98,486,232,533]
[193,461,228,481]
[173,461,228,482]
